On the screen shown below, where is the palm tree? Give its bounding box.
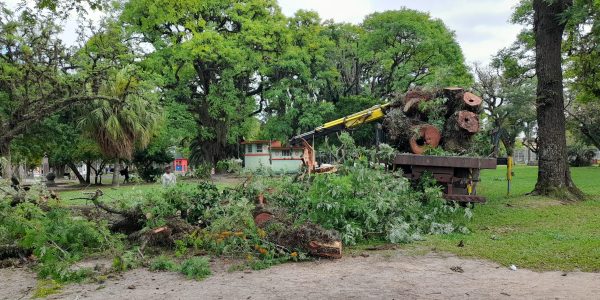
[79,69,161,186]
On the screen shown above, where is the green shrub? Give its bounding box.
[0,200,122,282]
[133,148,174,183]
[216,159,242,174]
[112,249,142,272]
[180,257,212,280]
[568,144,597,167]
[192,163,212,179]
[162,182,221,225]
[149,255,179,272]
[263,164,471,245]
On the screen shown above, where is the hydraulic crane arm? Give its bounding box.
[289,103,391,145]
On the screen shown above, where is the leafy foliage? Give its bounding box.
[133,148,173,183]
[0,199,122,282]
[149,255,178,272]
[360,10,472,97]
[567,143,597,167]
[215,159,242,174]
[162,182,222,226]
[261,135,471,245]
[179,257,212,281]
[264,165,470,245]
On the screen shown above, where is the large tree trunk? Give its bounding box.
[501,136,516,157]
[0,138,12,179]
[112,159,120,187]
[85,161,91,184]
[532,0,581,198]
[68,162,86,184]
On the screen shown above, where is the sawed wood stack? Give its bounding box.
[383,87,482,154]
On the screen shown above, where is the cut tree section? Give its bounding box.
[409,125,441,154]
[403,89,434,115]
[463,92,482,108]
[456,110,479,133]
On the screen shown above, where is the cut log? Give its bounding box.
[381,86,483,154]
[444,88,482,114]
[409,125,442,154]
[255,209,343,259]
[402,89,434,117]
[455,110,480,133]
[0,244,30,260]
[308,241,342,259]
[442,87,464,100]
[383,108,414,147]
[254,212,274,226]
[443,110,480,153]
[463,92,482,108]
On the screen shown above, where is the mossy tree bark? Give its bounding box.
[532,0,582,199]
[0,138,12,179]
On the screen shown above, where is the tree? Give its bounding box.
[531,0,581,197]
[0,6,119,179]
[121,0,289,165]
[321,22,364,100]
[568,101,600,150]
[473,63,536,157]
[562,1,600,151]
[79,68,161,186]
[133,101,195,182]
[260,10,337,142]
[360,10,472,98]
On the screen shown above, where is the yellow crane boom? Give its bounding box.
[289,103,391,145]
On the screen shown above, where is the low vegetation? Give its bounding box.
[0,137,476,284]
[179,257,212,281]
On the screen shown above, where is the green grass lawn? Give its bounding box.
[58,180,235,205]
[420,165,600,272]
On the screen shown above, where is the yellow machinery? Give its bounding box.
[289,103,391,145]
[288,101,498,203]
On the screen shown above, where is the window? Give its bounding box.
[256,144,263,153]
[282,149,291,157]
[246,144,253,153]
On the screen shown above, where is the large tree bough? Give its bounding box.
[86,190,193,247]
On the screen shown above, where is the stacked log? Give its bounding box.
[383,87,482,154]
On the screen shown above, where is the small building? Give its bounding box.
[173,158,189,174]
[242,140,305,173]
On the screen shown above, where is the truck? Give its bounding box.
[289,91,497,203]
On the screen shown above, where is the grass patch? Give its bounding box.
[419,165,600,271]
[58,181,234,206]
[180,257,212,280]
[32,279,62,298]
[149,255,179,272]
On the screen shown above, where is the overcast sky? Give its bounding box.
[4,0,523,65]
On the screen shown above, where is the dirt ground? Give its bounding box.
[3,250,600,300]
